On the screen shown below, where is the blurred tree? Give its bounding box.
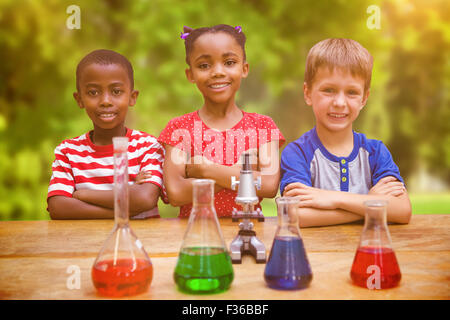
[0,0,448,220]
[383,0,450,183]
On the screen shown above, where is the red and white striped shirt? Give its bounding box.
[47,128,166,218]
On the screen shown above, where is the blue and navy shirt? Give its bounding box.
[280,128,404,195]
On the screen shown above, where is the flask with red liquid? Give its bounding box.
[350,200,401,289]
[91,137,153,297]
[264,197,313,290]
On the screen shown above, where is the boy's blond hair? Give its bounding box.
[304,38,373,92]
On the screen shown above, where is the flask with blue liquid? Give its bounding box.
[264,197,313,290]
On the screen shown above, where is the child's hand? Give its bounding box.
[72,189,88,201]
[185,155,214,178]
[283,182,339,210]
[135,170,152,184]
[369,176,406,197]
[73,190,81,199]
[185,155,224,193]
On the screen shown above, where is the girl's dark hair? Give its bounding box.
[182,24,246,65]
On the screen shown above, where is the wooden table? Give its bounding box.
[0,215,448,300]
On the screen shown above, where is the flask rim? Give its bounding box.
[112,136,129,153]
[364,200,388,207]
[192,179,215,186]
[276,196,300,205]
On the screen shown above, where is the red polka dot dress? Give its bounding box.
[158,110,285,217]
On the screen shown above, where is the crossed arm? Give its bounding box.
[283,176,412,227]
[163,141,281,207]
[48,174,160,219]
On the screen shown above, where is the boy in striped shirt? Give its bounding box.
[47,49,166,219]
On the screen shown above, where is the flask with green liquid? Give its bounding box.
[174,179,234,294]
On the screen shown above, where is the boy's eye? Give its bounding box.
[347,90,360,96]
[322,88,335,93]
[88,90,99,96]
[112,88,123,95]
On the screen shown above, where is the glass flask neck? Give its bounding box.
[113,137,129,227]
[192,179,215,209]
[179,179,227,251]
[276,197,301,237]
[360,200,392,248]
[363,200,388,229]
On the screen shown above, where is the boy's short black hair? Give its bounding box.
[182,24,246,65]
[76,49,134,91]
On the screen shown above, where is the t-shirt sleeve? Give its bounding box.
[139,138,169,204]
[280,142,312,194]
[47,144,75,200]
[370,141,404,186]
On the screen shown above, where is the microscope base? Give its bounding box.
[230,229,266,264]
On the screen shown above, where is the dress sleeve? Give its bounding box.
[280,142,312,194]
[47,143,75,199]
[158,117,191,154]
[257,115,286,148]
[370,141,404,186]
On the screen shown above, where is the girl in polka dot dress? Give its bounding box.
[158,24,285,217]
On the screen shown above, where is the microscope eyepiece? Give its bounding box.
[242,153,251,171]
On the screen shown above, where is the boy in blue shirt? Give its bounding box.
[280,38,412,227]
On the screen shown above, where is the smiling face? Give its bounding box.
[74,63,138,135]
[185,32,249,108]
[304,66,369,135]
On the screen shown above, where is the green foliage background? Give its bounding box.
[0,0,449,220]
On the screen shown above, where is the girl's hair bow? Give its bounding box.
[180,26,193,40]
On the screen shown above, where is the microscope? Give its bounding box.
[229,152,266,264]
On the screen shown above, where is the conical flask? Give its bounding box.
[174,179,234,294]
[91,137,153,297]
[264,197,313,290]
[350,200,401,289]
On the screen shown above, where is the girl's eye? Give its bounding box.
[225,60,236,66]
[112,88,123,95]
[88,90,99,96]
[198,63,209,69]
